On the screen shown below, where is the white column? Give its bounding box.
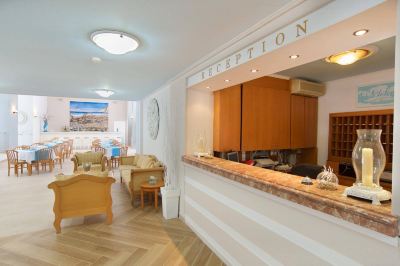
[135,101,143,154]
[392,0,400,216]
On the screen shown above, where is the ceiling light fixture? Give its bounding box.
[353,29,369,36]
[95,89,115,98]
[91,56,102,63]
[206,86,211,89]
[250,69,259,73]
[325,49,372,65]
[91,30,140,55]
[289,54,299,59]
[224,79,230,82]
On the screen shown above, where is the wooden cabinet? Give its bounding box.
[241,77,291,151]
[290,95,318,149]
[213,85,241,152]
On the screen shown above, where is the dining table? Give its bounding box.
[17,145,56,175]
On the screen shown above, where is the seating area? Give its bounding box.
[119,155,165,206]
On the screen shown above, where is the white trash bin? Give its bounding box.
[161,187,180,219]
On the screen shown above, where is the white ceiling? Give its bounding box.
[0,0,293,100]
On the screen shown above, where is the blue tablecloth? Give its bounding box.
[44,142,57,148]
[102,145,120,157]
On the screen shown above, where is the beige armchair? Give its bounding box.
[71,151,107,172]
[119,155,164,206]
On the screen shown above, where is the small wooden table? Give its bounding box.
[140,180,164,209]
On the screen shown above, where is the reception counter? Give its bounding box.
[40,131,124,150]
[182,155,400,265]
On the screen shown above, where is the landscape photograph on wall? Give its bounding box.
[70,101,108,131]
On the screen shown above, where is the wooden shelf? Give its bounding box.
[328,109,393,170]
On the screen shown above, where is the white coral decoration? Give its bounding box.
[316,166,339,190]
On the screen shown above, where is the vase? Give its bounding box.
[352,129,386,188]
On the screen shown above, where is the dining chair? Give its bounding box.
[111,139,121,146]
[94,146,106,155]
[68,139,74,156]
[6,150,28,176]
[15,145,30,150]
[37,148,54,172]
[53,145,63,169]
[62,142,70,161]
[110,146,128,168]
[91,139,101,151]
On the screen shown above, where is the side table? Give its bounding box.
[140,180,164,209]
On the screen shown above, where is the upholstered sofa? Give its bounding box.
[71,151,107,172]
[119,155,164,206]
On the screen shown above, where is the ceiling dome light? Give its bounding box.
[250,69,259,73]
[224,79,230,82]
[325,49,372,65]
[289,54,299,59]
[91,56,102,63]
[91,30,139,55]
[95,89,114,98]
[353,29,369,36]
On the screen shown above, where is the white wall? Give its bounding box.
[186,89,214,155]
[17,95,47,145]
[317,68,394,165]
[46,97,127,133]
[142,78,186,191]
[0,94,18,150]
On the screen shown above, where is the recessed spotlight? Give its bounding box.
[91,57,102,63]
[91,30,140,55]
[95,89,115,98]
[250,69,259,73]
[206,86,210,89]
[289,54,299,59]
[353,29,369,36]
[224,79,230,82]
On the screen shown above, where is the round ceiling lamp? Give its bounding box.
[325,49,372,65]
[95,89,114,98]
[91,30,140,55]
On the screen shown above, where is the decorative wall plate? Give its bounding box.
[18,110,28,125]
[147,98,160,140]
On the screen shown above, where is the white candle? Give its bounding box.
[362,148,373,187]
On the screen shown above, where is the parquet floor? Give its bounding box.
[0,159,224,265]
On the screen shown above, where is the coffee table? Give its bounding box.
[140,180,164,209]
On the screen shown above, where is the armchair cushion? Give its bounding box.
[77,164,103,172]
[75,151,103,165]
[121,156,136,166]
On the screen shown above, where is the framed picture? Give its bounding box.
[357,81,394,107]
[70,101,109,131]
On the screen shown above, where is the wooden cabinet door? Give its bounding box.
[241,77,290,151]
[213,85,241,152]
[304,96,318,148]
[290,95,318,149]
[290,95,305,149]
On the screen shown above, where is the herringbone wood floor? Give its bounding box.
[0,160,224,266]
[0,207,223,265]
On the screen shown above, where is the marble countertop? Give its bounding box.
[183,155,398,237]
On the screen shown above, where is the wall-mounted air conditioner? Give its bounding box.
[290,79,326,97]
